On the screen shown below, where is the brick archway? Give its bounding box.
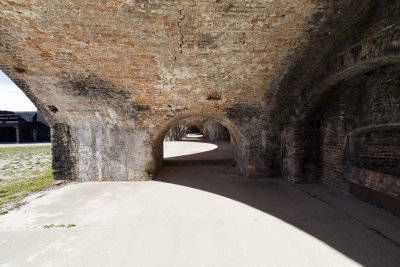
[150,112,250,178]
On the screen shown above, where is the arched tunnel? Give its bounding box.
[1,0,400,266]
[0,0,398,209]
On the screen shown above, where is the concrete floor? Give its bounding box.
[164,140,233,161]
[1,141,400,266]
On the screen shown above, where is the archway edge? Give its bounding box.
[151,112,247,147]
[150,112,250,176]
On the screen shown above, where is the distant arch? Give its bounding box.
[187,124,202,134]
[151,112,249,176]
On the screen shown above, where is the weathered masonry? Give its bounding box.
[0,1,399,211]
[164,117,230,141]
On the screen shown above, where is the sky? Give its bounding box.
[0,70,37,111]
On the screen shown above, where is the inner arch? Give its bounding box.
[151,113,249,177]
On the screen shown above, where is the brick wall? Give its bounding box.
[1,0,399,192]
[278,0,400,212]
[0,0,320,181]
[164,118,229,141]
[321,67,400,196]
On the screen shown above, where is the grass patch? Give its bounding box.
[0,145,53,213]
[0,171,53,213]
[0,146,51,181]
[44,223,76,229]
[0,146,50,158]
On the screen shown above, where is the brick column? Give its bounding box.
[51,123,155,181]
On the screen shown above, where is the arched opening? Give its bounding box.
[151,113,249,177]
[0,70,51,143]
[187,125,201,134]
[282,61,400,214]
[163,118,232,161]
[186,124,203,139]
[0,69,53,213]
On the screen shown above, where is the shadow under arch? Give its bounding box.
[186,122,203,135]
[150,112,250,177]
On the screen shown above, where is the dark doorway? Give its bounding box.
[188,125,201,134]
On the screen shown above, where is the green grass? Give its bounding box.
[0,146,50,157]
[0,146,52,180]
[0,171,53,212]
[0,145,53,214]
[43,223,76,229]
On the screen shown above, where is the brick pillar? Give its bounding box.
[51,123,155,181]
[282,119,322,183]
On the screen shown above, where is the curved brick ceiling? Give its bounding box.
[0,0,319,127]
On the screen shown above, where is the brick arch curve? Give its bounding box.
[150,112,250,177]
[282,59,400,183]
